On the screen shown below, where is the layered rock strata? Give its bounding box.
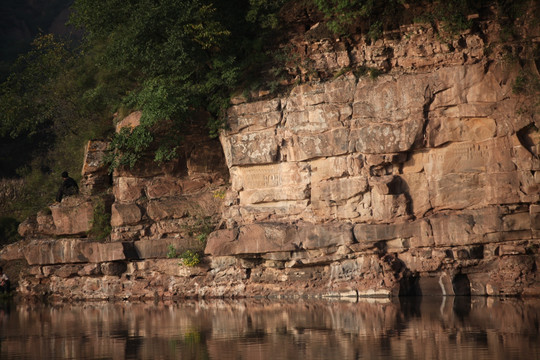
[2,19,540,300]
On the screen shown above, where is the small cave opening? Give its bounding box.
[399,272,421,297]
[452,273,471,296]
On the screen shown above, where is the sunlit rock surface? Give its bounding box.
[3,17,540,300]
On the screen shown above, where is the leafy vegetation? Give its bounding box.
[69,0,288,170]
[0,217,20,246]
[180,250,202,267]
[88,198,112,241]
[0,0,284,219]
[313,0,534,38]
[0,33,120,219]
[183,216,215,244]
[166,245,202,267]
[167,244,178,259]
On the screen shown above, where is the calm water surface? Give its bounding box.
[0,297,539,360]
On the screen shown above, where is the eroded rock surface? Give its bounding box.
[3,17,540,301]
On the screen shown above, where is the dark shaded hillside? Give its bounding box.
[0,0,75,80]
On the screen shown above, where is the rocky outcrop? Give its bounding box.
[2,16,540,300]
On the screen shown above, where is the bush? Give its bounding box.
[0,217,20,246]
[88,198,111,241]
[180,250,201,267]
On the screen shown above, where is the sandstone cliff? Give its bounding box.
[1,14,539,300]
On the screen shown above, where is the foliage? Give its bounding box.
[246,0,288,29]
[69,0,244,169]
[213,189,226,199]
[167,245,202,267]
[313,0,405,35]
[184,216,215,244]
[167,244,178,259]
[0,33,120,219]
[180,250,201,267]
[0,34,71,139]
[88,198,112,241]
[313,0,534,38]
[0,217,20,246]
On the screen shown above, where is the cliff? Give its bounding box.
[1,14,539,301]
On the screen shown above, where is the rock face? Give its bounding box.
[221,63,538,225]
[3,17,540,301]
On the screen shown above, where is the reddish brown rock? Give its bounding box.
[145,177,182,199]
[113,177,145,202]
[50,197,94,236]
[111,203,142,227]
[134,237,202,259]
[101,262,127,276]
[11,22,540,301]
[0,242,25,261]
[146,198,197,221]
[80,140,110,196]
[115,111,141,133]
[23,239,132,265]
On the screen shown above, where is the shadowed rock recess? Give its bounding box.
[2,19,540,300]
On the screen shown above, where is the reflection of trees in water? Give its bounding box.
[0,298,539,359]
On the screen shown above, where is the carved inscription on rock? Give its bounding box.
[242,166,282,189]
[237,163,309,190]
[425,137,514,177]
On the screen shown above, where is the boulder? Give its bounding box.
[115,111,141,133]
[50,197,94,236]
[111,203,142,227]
[221,129,279,166]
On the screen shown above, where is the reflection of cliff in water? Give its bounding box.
[0,297,539,360]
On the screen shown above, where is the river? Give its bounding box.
[0,296,539,359]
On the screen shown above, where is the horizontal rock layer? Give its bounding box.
[6,19,540,301]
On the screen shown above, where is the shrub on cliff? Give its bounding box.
[0,217,20,247]
[69,0,285,169]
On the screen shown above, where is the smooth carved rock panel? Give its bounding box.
[234,162,310,191]
[311,176,368,202]
[424,137,521,209]
[427,117,497,147]
[221,129,279,166]
[352,75,427,124]
[23,240,129,265]
[239,185,309,205]
[285,128,349,161]
[425,137,516,177]
[349,119,424,154]
[310,156,354,183]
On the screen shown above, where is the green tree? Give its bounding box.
[70,0,243,168]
